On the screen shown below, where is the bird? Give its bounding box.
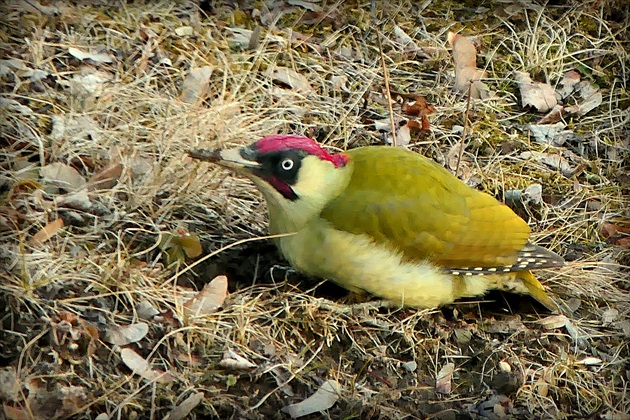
[189,134,565,311]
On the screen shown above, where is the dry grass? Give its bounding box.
[1,1,628,418]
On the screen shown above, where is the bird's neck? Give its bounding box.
[262,161,353,234]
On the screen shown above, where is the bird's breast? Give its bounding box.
[274,218,474,307]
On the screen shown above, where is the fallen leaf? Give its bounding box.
[55,189,93,213]
[2,404,29,420]
[520,151,573,176]
[393,24,425,56]
[330,75,348,92]
[618,320,630,338]
[601,308,619,325]
[120,348,175,383]
[453,328,472,344]
[164,392,204,420]
[522,183,543,206]
[50,114,103,146]
[172,352,204,368]
[538,314,569,330]
[271,366,296,396]
[179,233,203,258]
[399,94,435,118]
[40,162,87,191]
[0,367,19,402]
[68,47,114,63]
[282,380,341,418]
[537,104,566,124]
[394,123,411,147]
[471,394,514,418]
[105,322,149,346]
[0,98,34,115]
[514,71,557,112]
[287,0,322,12]
[576,357,603,366]
[70,67,113,95]
[174,26,194,36]
[448,32,489,99]
[49,312,99,363]
[87,163,123,191]
[565,80,602,116]
[219,348,257,370]
[556,70,581,99]
[226,27,287,48]
[600,222,630,248]
[160,230,203,265]
[529,121,572,146]
[183,275,228,320]
[268,66,314,95]
[374,118,411,147]
[401,361,417,372]
[180,66,213,104]
[15,378,89,419]
[435,362,455,394]
[0,58,48,82]
[13,0,59,16]
[30,218,65,246]
[136,301,160,319]
[53,384,88,417]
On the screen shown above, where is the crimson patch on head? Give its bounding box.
[254,135,348,168]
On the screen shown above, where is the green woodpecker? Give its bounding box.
[189,135,564,311]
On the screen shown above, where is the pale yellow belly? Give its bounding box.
[274,219,518,308]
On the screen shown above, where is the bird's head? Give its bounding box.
[192,135,351,232]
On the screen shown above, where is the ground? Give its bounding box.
[1,1,629,419]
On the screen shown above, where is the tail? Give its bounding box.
[516,270,560,313]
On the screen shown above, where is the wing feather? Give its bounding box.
[320,147,531,268]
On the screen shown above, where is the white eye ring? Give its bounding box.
[281,158,294,171]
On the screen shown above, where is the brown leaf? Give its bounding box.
[538,314,569,330]
[514,71,557,112]
[30,218,65,246]
[601,222,630,248]
[219,348,257,370]
[2,404,30,420]
[435,362,455,394]
[120,348,175,383]
[267,66,314,95]
[393,24,426,56]
[179,233,203,258]
[448,32,476,69]
[537,104,566,124]
[556,70,581,99]
[282,380,341,418]
[68,47,114,63]
[180,66,213,104]
[601,222,630,238]
[87,163,123,191]
[448,32,489,99]
[164,392,204,420]
[520,151,573,177]
[183,275,228,321]
[40,162,87,191]
[0,367,19,402]
[271,366,295,396]
[104,322,149,346]
[565,80,602,116]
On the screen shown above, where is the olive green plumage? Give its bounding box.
[322,146,532,270]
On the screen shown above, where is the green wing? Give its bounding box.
[320,146,531,268]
